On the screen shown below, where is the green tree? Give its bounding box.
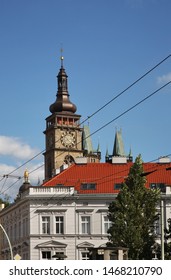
[0,195,10,208]
[108,154,160,260]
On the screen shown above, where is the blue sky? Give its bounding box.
[0,0,171,200]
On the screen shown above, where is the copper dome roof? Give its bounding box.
[49,64,77,114]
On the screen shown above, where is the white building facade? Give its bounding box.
[0,175,171,260]
[0,184,115,260]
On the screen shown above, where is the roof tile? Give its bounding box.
[42,162,171,194]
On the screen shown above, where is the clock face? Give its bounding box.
[61,131,75,148]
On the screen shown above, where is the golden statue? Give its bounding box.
[24,169,29,183]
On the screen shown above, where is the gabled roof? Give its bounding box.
[42,162,171,194]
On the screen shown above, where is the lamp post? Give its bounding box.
[0,224,13,260]
[160,199,165,260]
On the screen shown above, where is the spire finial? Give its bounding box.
[60,47,64,68]
[24,168,29,183]
[87,116,90,126]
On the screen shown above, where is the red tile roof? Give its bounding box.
[42,162,171,194]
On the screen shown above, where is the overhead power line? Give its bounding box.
[1,80,171,197]
[0,54,171,189]
[89,80,171,138]
[81,54,171,125]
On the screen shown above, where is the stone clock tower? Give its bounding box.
[44,56,84,180]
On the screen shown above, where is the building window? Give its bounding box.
[103,216,112,234]
[19,221,21,238]
[42,216,50,234]
[150,183,166,193]
[55,216,64,234]
[14,224,17,241]
[114,183,122,190]
[81,183,96,190]
[23,218,28,237]
[47,159,52,180]
[42,251,51,260]
[81,251,90,260]
[81,216,90,234]
[154,220,160,236]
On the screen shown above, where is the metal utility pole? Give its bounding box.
[160,199,164,260]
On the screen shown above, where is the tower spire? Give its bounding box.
[49,52,77,114]
[113,128,125,157]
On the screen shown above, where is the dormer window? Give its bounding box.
[81,183,96,190]
[114,183,122,190]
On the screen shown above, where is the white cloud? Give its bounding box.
[0,163,15,175]
[0,135,39,160]
[0,162,44,201]
[157,72,171,84]
[0,135,44,201]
